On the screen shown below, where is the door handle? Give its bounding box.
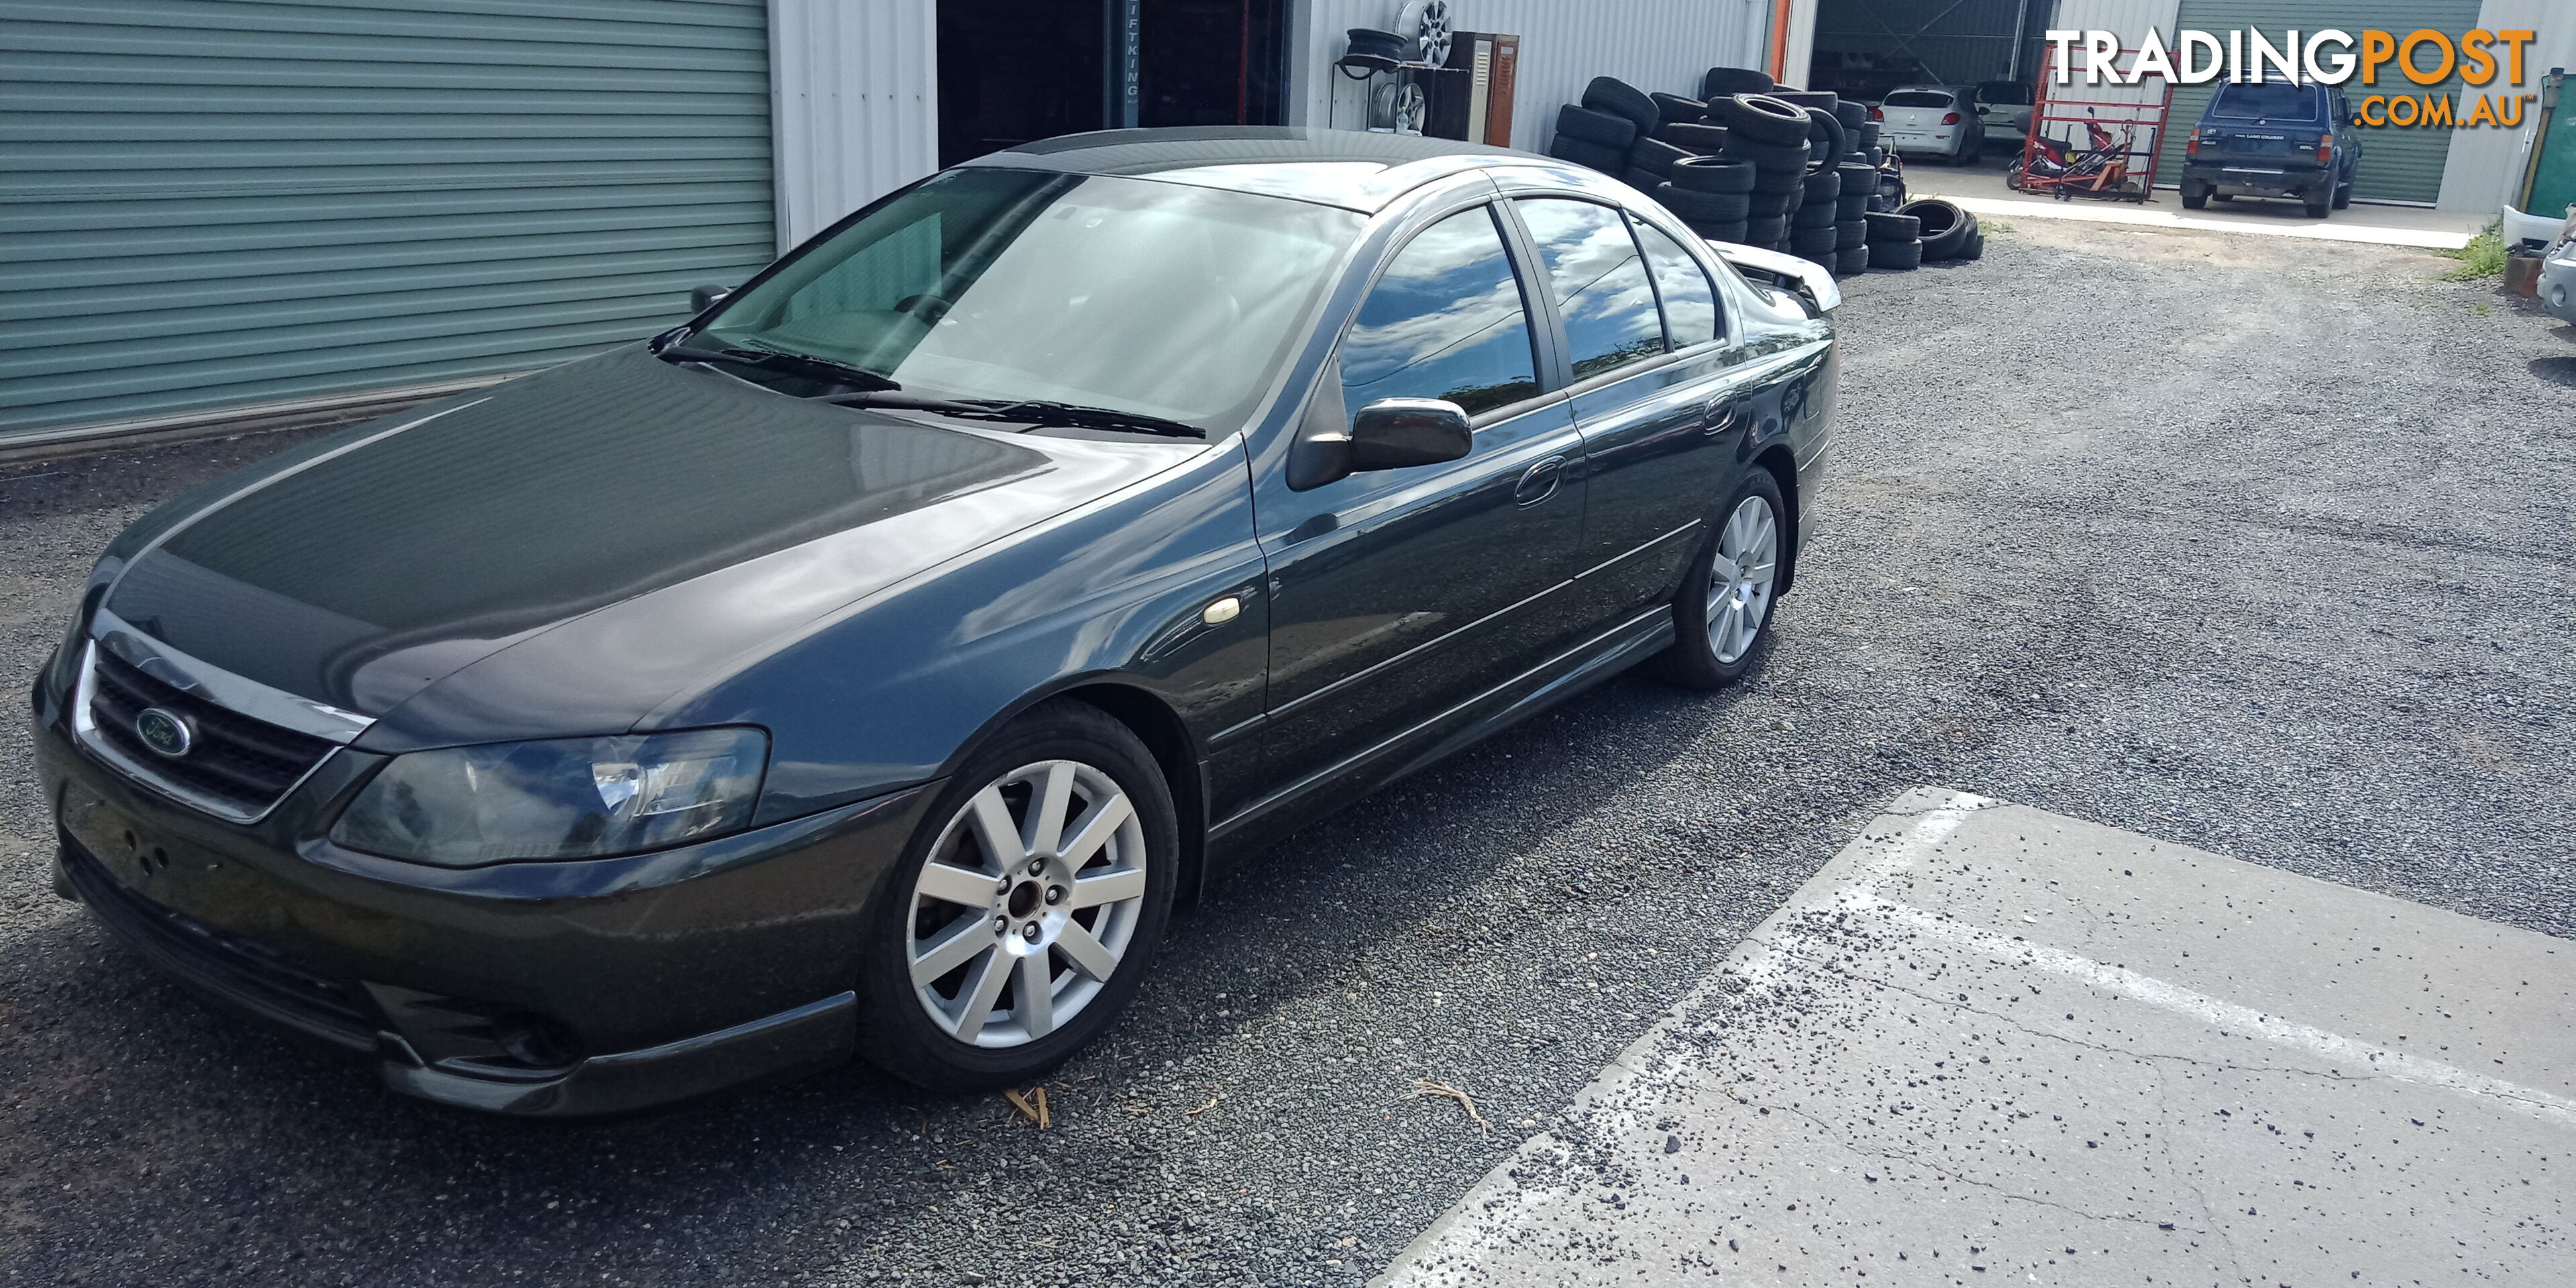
[1513,455,1566,506]
[1703,396,1744,435]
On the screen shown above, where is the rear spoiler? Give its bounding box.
[1708,241,1841,317]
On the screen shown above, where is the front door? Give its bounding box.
[1250,202,1589,804]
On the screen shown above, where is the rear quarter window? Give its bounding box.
[1883,91,1954,108]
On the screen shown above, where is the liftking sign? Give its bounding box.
[2044,27,2543,129]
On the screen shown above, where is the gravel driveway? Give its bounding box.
[5,219,2571,1287]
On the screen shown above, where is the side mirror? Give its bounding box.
[690,284,733,313]
[1348,398,1472,472]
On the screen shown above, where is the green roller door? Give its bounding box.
[1,0,775,447]
[2157,1,2477,204]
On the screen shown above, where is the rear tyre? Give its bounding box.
[855,700,1179,1091]
[1651,471,1786,690]
[2180,180,2209,209]
[2332,174,2353,209]
[2304,191,2330,219]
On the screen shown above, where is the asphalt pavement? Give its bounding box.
[3,217,2572,1287]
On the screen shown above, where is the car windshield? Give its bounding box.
[2208,83,2324,120]
[1883,91,1953,108]
[693,168,1363,429]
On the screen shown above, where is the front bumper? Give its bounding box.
[32,702,937,1116]
[2540,253,2575,323]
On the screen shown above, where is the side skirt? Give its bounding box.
[1205,605,1675,853]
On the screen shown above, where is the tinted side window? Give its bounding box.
[1631,219,1719,349]
[1515,199,1666,382]
[1340,206,1541,419]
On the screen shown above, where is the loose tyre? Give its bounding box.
[1742,190,1794,217]
[1719,93,1813,146]
[1872,237,1923,270]
[1656,184,1750,223]
[1670,156,1756,194]
[1837,160,1879,192]
[1555,103,1638,150]
[1664,121,1729,152]
[1548,136,1625,174]
[1723,136,1811,174]
[1742,214,1787,244]
[1835,244,1869,276]
[1623,167,1664,191]
[1802,107,1847,170]
[1650,471,1786,690]
[1831,101,1869,130]
[1691,219,1750,244]
[1956,229,1985,260]
[1701,66,1774,99]
[1790,200,1838,229]
[1863,210,1920,244]
[1854,122,1880,152]
[1834,218,1868,249]
[1581,76,1660,136]
[1898,197,1974,260]
[857,700,1179,1090]
[1801,168,1841,202]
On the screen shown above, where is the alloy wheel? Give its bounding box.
[1705,494,1778,663]
[906,759,1148,1048]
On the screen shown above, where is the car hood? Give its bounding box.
[102,345,1199,748]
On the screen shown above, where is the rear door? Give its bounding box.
[1504,196,1743,627]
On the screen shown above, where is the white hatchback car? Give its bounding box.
[1973,82,2033,152]
[1873,86,1983,165]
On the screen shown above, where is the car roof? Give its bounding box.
[957,126,1558,213]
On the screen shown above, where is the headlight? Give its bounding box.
[331,727,767,866]
[46,585,99,702]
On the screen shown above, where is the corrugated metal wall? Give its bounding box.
[2436,0,2576,213]
[1,0,777,447]
[1296,0,1772,152]
[769,0,937,249]
[2159,0,2481,203]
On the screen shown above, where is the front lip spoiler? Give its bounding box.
[378,991,858,1116]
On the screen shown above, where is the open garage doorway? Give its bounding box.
[937,0,1289,169]
[1806,0,2053,102]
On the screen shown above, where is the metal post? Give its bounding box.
[1120,0,1142,128]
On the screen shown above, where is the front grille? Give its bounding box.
[87,647,335,819]
[60,835,380,1051]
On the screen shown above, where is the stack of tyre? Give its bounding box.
[1550,77,1675,182]
[1898,197,1984,262]
[1701,92,1811,255]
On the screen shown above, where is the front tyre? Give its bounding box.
[1650,470,1785,690]
[855,700,1179,1090]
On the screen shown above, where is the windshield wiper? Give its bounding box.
[657,341,899,391]
[822,391,1205,439]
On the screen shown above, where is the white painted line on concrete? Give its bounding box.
[1378,788,2576,1287]
[1875,900,2576,1130]
[1938,194,2476,250]
[1837,798,2576,1128]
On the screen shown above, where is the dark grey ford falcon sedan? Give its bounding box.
[30,128,1837,1115]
